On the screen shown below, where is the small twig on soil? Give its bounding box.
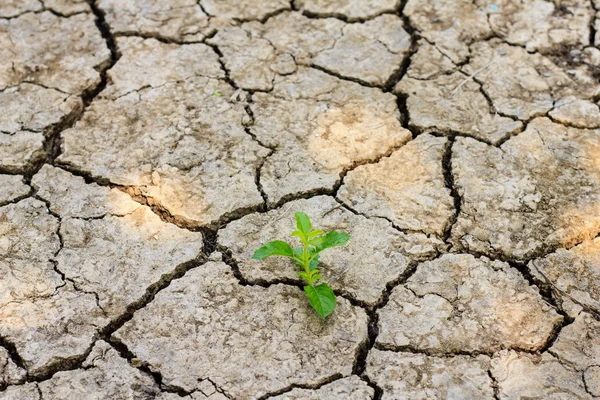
[261,204,294,230]
[450,60,496,96]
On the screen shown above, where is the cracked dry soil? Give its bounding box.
[1,0,600,398]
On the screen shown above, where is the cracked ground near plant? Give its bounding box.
[1,0,600,399]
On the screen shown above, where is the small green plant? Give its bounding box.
[252,212,350,318]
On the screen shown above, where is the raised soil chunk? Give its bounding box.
[376,254,562,353]
[31,165,140,219]
[251,67,411,205]
[0,83,82,173]
[395,71,522,144]
[207,26,279,91]
[218,196,445,306]
[550,312,600,384]
[338,134,454,236]
[59,76,269,228]
[0,175,29,205]
[0,198,107,375]
[43,0,90,15]
[96,0,209,42]
[114,261,369,399]
[0,83,82,134]
[295,0,400,20]
[36,340,160,399]
[258,12,345,66]
[480,0,592,53]
[491,350,592,399]
[405,40,456,80]
[270,376,374,400]
[529,238,600,317]
[0,132,45,174]
[32,165,204,317]
[0,347,26,388]
[201,0,290,20]
[311,14,411,86]
[0,0,41,18]
[0,11,109,94]
[103,37,224,100]
[403,0,491,63]
[549,96,600,128]
[246,12,410,86]
[466,40,600,120]
[451,118,600,262]
[365,349,494,399]
[1,165,205,376]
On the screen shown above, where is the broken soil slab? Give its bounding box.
[31,165,139,219]
[201,0,290,20]
[0,198,107,375]
[295,0,400,20]
[338,134,454,236]
[270,376,373,400]
[0,83,82,134]
[0,175,29,205]
[529,238,600,317]
[491,350,592,399]
[250,67,411,205]
[480,0,592,53]
[33,165,205,317]
[451,117,600,262]
[59,77,269,228]
[0,341,160,399]
[43,0,90,16]
[207,25,280,91]
[466,40,600,120]
[218,196,445,306]
[0,0,41,18]
[376,254,562,354]
[365,349,494,399]
[0,131,45,174]
[549,96,600,128]
[114,260,368,399]
[0,347,25,388]
[394,59,522,144]
[550,312,600,379]
[405,40,456,80]
[403,0,491,63]
[97,0,210,42]
[1,165,205,375]
[0,11,109,94]
[102,37,224,100]
[247,12,410,87]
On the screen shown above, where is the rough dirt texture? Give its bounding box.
[339,133,453,236]
[376,254,562,354]
[2,1,600,398]
[451,118,600,262]
[219,196,445,306]
[114,260,368,399]
[365,349,494,399]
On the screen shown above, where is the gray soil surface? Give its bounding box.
[1,0,600,398]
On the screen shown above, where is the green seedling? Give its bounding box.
[252,212,350,318]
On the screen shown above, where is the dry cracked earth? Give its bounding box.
[1,0,600,399]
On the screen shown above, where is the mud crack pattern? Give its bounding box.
[1,0,600,398]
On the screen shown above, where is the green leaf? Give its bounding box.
[308,254,320,271]
[314,230,350,253]
[308,230,324,240]
[304,283,336,318]
[291,230,306,242]
[252,240,294,260]
[298,271,309,281]
[295,212,312,236]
